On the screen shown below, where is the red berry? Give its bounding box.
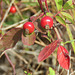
[10,6,16,13]
[41,16,53,29]
[23,22,34,33]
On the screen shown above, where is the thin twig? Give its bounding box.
[14,3,24,20]
[1,10,41,31]
[54,27,62,40]
[2,19,28,30]
[35,62,42,72]
[0,0,16,28]
[4,52,16,75]
[35,40,46,47]
[0,49,28,64]
[10,50,28,64]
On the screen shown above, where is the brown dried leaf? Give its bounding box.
[22,32,36,46]
[0,28,23,50]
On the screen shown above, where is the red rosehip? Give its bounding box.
[41,16,53,29]
[23,22,34,33]
[10,6,16,13]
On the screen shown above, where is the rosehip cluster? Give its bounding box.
[23,16,53,34]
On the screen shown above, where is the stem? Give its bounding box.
[38,0,44,12]
[53,11,61,19]
[45,0,49,12]
[5,52,16,75]
[32,13,44,23]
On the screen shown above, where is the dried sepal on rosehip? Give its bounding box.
[41,16,53,29]
[10,6,16,14]
[23,22,34,34]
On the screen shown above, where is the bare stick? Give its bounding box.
[35,40,46,47]
[54,27,62,40]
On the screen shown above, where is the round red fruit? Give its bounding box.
[10,6,16,13]
[23,22,34,33]
[41,16,53,29]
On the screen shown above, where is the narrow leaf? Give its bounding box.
[38,39,60,62]
[22,32,36,46]
[55,0,63,11]
[55,16,66,25]
[63,0,73,10]
[66,24,75,53]
[61,12,74,24]
[61,12,73,20]
[0,28,22,50]
[57,46,70,70]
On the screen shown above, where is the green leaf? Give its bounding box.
[66,24,75,53]
[61,12,74,24]
[46,12,53,17]
[55,16,66,25]
[24,71,27,74]
[67,17,74,24]
[63,0,74,10]
[61,12,73,20]
[28,73,31,75]
[55,0,63,11]
[49,67,55,75]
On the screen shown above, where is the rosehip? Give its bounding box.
[41,16,53,29]
[10,6,16,13]
[23,22,34,34]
